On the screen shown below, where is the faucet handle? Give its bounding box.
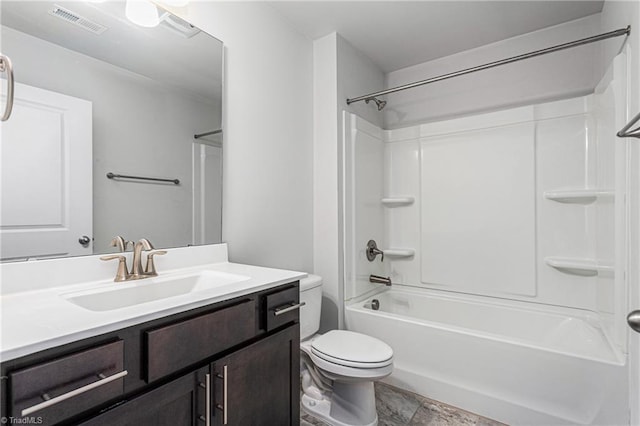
[100,255,130,282]
[144,250,167,276]
[366,239,384,262]
[109,236,135,252]
[110,236,126,252]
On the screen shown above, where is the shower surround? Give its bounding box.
[342,53,630,425]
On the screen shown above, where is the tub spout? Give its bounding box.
[369,275,392,286]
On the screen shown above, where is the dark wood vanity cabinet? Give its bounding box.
[78,366,209,426]
[0,282,301,426]
[211,325,299,426]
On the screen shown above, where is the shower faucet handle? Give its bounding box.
[366,239,384,262]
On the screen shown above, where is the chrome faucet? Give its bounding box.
[101,237,166,282]
[369,275,392,286]
[132,238,153,279]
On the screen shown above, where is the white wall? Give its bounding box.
[384,15,602,128]
[1,26,219,252]
[313,33,384,330]
[313,33,340,331]
[337,35,385,129]
[599,1,640,424]
[173,2,314,272]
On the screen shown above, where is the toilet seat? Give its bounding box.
[304,330,393,379]
[311,330,393,368]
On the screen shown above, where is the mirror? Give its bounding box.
[0,1,223,261]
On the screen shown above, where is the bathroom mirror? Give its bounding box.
[0,1,223,261]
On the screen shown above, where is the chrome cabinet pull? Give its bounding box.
[273,302,306,316]
[206,373,211,426]
[215,365,228,425]
[21,370,128,416]
[0,54,14,122]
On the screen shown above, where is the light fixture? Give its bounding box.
[159,0,189,6]
[125,0,160,28]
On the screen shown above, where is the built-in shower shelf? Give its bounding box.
[545,257,614,276]
[544,189,614,203]
[384,249,415,258]
[381,197,415,207]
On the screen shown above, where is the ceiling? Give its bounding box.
[1,1,223,103]
[268,1,604,73]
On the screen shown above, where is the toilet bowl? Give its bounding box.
[299,275,393,426]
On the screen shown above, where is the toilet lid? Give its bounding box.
[311,330,393,368]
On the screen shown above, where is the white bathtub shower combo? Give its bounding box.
[342,50,635,425]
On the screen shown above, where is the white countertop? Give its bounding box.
[1,245,306,362]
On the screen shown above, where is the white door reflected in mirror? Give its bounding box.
[0,82,92,261]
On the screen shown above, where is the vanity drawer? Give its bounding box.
[9,340,125,426]
[263,284,300,331]
[145,299,255,382]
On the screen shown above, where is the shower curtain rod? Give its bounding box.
[346,26,631,107]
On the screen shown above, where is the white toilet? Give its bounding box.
[299,274,393,426]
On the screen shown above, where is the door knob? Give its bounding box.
[78,235,91,247]
[627,310,640,333]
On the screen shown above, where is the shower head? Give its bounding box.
[365,97,387,111]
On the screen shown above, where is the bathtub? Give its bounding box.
[345,288,628,425]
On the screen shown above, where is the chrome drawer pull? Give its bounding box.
[215,365,228,425]
[205,373,211,426]
[273,302,306,316]
[21,370,128,416]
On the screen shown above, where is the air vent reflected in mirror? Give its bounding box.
[49,5,108,35]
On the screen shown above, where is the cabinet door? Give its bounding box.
[212,325,299,426]
[79,367,208,426]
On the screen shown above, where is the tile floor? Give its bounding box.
[301,382,506,426]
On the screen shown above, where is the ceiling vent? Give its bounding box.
[49,5,108,35]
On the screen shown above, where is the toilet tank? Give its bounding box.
[299,274,322,340]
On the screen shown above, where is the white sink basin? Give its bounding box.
[62,270,251,312]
